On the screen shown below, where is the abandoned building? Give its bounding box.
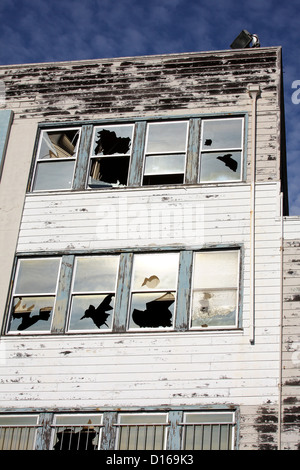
[0,44,299,450]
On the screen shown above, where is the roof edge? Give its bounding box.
[0,46,282,70]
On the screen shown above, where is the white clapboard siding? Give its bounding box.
[17,183,280,253]
[0,328,281,410]
[0,181,284,449]
[0,183,282,409]
[0,47,290,449]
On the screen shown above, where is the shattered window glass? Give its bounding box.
[191,251,239,328]
[7,258,61,334]
[52,414,102,450]
[88,124,134,188]
[142,121,188,185]
[199,118,243,182]
[128,253,179,329]
[182,412,235,450]
[0,415,39,450]
[68,256,119,331]
[116,413,168,450]
[32,128,80,190]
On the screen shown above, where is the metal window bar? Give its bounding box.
[114,423,169,450]
[51,424,102,451]
[180,422,234,450]
[0,424,40,450]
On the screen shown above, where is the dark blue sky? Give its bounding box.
[1,0,300,214]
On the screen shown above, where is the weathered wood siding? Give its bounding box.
[16,183,280,254]
[17,184,249,252]
[282,218,300,450]
[0,182,283,449]
[0,47,283,185]
[0,46,292,450]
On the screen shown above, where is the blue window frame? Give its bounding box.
[3,248,241,336]
[0,409,237,450]
[29,115,246,192]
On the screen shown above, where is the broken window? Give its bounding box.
[116,413,168,450]
[51,414,102,450]
[88,124,134,188]
[0,415,38,450]
[128,253,179,330]
[32,128,80,191]
[199,118,243,182]
[181,412,235,450]
[191,250,239,329]
[142,121,188,185]
[7,258,61,333]
[67,256,119,332]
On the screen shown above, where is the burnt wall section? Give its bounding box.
[282,238,300,450]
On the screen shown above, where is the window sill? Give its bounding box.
[3,328,244,339]
[26,180,249,197]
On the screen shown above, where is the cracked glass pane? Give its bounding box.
[129,292,175,329]
[9,296,55,332]
[33,129,80,191]
[200,118,243,182]
[191,251,239,328]
[89,124,133,188]
[132,253,179,291]
[128,253,179,330]
[68,256,119,332]
[69,294,115,331]
[200,151,242,182]
[92,125,133,156]
[38,130,79,160]
[191,290,237,327]
[52,414,102,451]
[201,119,243,150]
[8,258,60,334]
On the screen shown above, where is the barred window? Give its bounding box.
[115,414,168,450]
[51,414,103,451]
[0,410,236,450]
[0,415,38,450]
[181,412,235,450]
